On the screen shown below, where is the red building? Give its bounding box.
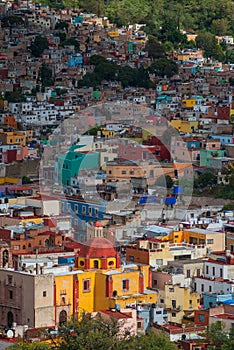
[142,135,171,161]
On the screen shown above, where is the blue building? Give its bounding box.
[136,304,168,333]
[203,292,234,309]
[211,135,233,147]
[61,198,106,241]
[72,16,83,25]
[68,54,83,68]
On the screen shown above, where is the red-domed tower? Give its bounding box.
[76,237,121,270]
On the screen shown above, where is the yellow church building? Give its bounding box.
[54,237,157,324]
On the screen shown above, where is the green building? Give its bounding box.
[200,150,226,167]
[58,145,99,185]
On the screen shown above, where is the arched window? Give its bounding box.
[3,250,9,267]
[59,310,67,325]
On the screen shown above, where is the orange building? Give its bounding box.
[4,116,17,129]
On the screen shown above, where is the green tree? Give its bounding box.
[131,331,177,350]
[55,21,69,32]
[195,32,225,61]
[1,15,25,27]
[62,38,80,51]
[149,58,178,77]
[30,36,49,58]
[145,37,165,60]
[10,316,178,350]
[194,172,216,189]
[5,90,26,103]
[206,321,234,349]
[211,18,228,36]
[39,64,54,87]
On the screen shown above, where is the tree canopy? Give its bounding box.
[29,36,49,58]
[10,314,178,350]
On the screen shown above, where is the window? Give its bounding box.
[160,299,164,303]
[212,267,215,276]
[43,291,47,297]
[122,279,129,291]
[109,170,112,174]
[153,280,157,287]
[207,239,214,244]
[201,284,204,292]
[130,256,134,262]
[198,314,205,323]
[169,287,174,292]
[94,260,99,269]
[172,313,176,317]
[130,171,134,175]
[122,170,126,174]
[189,299,192,305]
[82,206,86,215]
[9,290,13,299]
[197,269,201,277]
[186,270,191,278]
[209,286,212,292]
[94,208,98,217]
[74,204,78,213]
[172,300,176,308]
[206,266,209,274]
[156,259,163,265]
[194,282,197,291]
[83,279,91,292]
[220,268,223,278]
[88,207,92,216]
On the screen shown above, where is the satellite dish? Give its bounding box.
[7,329,14,338]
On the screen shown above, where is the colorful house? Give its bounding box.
[200,149,226,167]
[68,54,83,68]
[57,145,99,185]
[54,237,157,322]
[170,120,198,133]
[169,228,225,252]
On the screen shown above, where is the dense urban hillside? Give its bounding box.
[39,0,234,36]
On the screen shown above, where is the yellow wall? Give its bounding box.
[169,229,225,251]
[0,131,27,146]
[230,106,234,123]
[55,274,74,311]
[21,217,44,225]
[182,98,196,108]
[0,177,20,185]
[169,230,184,243]
[108,293,156,310]
[162,284,200,323]
[101,129,115,138]
[78,271,96,313]
[170,120,198,133]
[109,31,119,37]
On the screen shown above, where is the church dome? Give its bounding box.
[79,237,116,258]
